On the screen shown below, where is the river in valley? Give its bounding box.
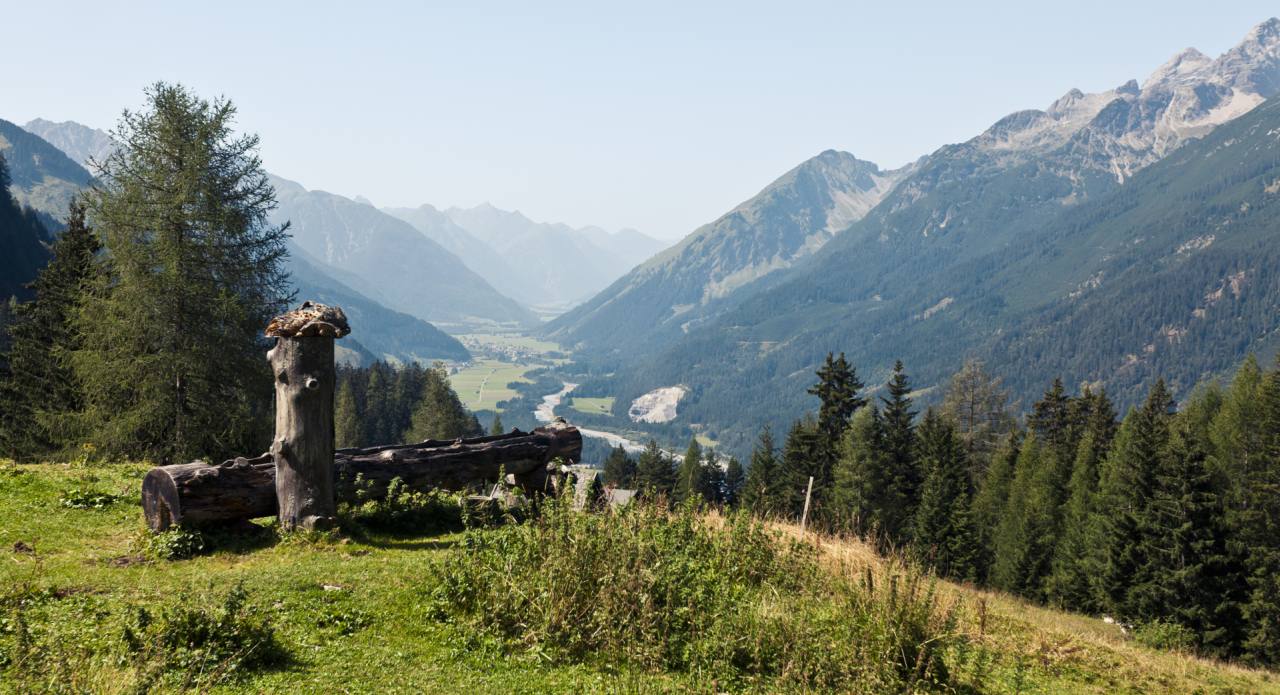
[534,382,648,454]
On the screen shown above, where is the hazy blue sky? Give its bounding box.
[5,1,1277,239]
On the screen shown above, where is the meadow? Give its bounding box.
[1,462,1277,694]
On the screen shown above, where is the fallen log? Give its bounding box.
[141,422,582,531]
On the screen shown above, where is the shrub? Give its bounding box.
[431,496,961,692]
[1133,619,1197,653]
[341,475,463,534]
[142,527,207,560]
[122,583,286,689]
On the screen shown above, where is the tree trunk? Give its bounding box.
[269,336,337,531]
[141,423,582,531]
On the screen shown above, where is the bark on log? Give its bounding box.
[141,423,582,531]
[269,336,338,531]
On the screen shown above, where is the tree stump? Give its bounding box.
[265,302,350,531]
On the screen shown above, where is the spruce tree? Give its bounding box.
[1030,378,1075,463]
[741,426,779,515]
[1095,379,1175,621]
[970,431,1021,581]
[990,432,1061,598]
[0,201,100,460]
[829,405,893,536]
[405,363,480,441]
[881,360,919,541]
[1149,421,1248,659]
[778,416,825,519]
[911,409,978,581]
[71,83,290,463]
[634,439,675,498]
[1239,362,1280,664]
[722,456,745,507]
[334,379,362,449]
[490,413,504,435]
[804,352,866,508]
[602,445,636,488]
[703,448,725,504]
[676,437,707,503]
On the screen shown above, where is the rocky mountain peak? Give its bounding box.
[1143,47,1211,89]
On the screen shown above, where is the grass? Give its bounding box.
[447,359,534,413]
[568,396,614,416]
[1,461,1277,693]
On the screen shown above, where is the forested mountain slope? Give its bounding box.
[0,153,50,302]
[610,94,1280,452]
[0,119,95,226]
[285,245,470,365]
[268,175,535,330]
[540,150,907,353]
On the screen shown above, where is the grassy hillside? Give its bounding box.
[2,462,1276,693]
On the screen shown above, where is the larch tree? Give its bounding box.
[72,83,291,463]
[940,358,1014,476]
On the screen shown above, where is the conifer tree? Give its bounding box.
[602,445,636,488]
[1030,378,1075,463]
[940,358,1014,475]
[71,83,290,462]
[334,379,362,449]
[405,363,481,441]
[1239,362,1280,664]
[703,447,725,503]
[911,409,978,581]
[364,364,394,444]
[970,431,1021,580]
[778,416,825,519]
[1045,390,1116,610]
[1095,379,1174,620]
[490,413,504,435]
[990,432,1062,597]
[741,426,779,515]
[676,437,708,503]
[1149,421,1247,659]
[722,456,745,507]
[0,201,100,460]
[807,352,866,441]
[634,439,675,498]
[881,360,920,539]
[830,405,893,536]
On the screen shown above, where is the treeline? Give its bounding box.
[1,84,293,464]
[730,352,1280,667]
[334,361,483,449]
[600,438,745,506]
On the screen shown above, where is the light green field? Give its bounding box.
[448,359,534,412]
[568,396,614,416]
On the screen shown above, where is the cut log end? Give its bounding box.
[142,467,183,532]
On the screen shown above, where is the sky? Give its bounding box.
[4,1,1278,240]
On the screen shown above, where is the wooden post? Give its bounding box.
[800,475,814,535]
[265,302,350,531]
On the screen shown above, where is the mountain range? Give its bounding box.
[384,202,665,314]
[0,120,471,365]
[545,17,1280,454]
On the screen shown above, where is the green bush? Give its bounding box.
[142,527,207,560]
[432,497,961,692]
[122,583,286,690]
[1133,619,1197,653]
[340,475,463,534]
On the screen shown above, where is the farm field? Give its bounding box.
[447,359,534,413]
[567,396,614,416]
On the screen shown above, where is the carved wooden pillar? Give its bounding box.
[265,302,350,531]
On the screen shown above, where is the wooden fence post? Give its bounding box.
[800,475,814,535]
[265,302,350,531]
